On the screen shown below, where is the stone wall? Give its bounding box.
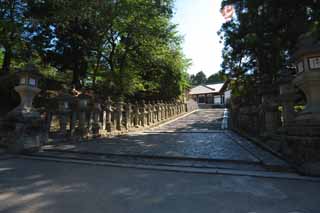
[229,75,320,176]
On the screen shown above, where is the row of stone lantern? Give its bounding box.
[1,63,196,153]
[48,95,188,140]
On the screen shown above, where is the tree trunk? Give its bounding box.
[92,52,101,88]
[72,69,82,90]
[1,46,12,75]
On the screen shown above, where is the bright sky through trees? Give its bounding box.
[173,0,224,76]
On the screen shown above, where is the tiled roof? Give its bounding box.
[205,83,225,92]
[189,82,226,95]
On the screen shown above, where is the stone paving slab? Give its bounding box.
[43,109,290,170]
[1,158,320,213]
[43,132,259,163]
[29,150,268,171]
[225,131,290,168]
[150,109,225,132]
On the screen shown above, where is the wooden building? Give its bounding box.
[189,82,230,107]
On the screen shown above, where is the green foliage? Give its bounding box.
[189,71,225,86]
[190,71,207,86]
[219,0,319,99]
[0,0,190,100]
[207,72,224,84]
[0,0,29,74]
[0,49,3,67]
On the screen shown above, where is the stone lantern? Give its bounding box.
[13,64,41,115]
[56,93,72,136]
[5,64,45,153]
[285,33,320,176]
[75,94,90,138]
[293,33,320,121]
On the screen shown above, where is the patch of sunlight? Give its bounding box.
[0,167,14,172]
[19,192,43,202]
[0,192,15,201]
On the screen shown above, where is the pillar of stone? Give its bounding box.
[279,83,296,127]
[151,101,156,123]
[102,110,107,130]
[165,102,169,119]
[140,101,147,127]
[175,102,178,115]
[161,101,166,120]
[116,100,123,131]
[176,101,180,115]
[170,101,174,117]
[133,101,140,127]
[159,101,163,120]
[57,95,71,137]
[70,109,77,137]
[154,101,159,122]
[124,102,132,130]
[111,105,116,129]
[258,81,282,136]
[104,97,113,132]
[91,102,101,137]
[76,94,90,139]
[45,111,53,134]
[262,103,281,134]
[146,101,152,126]
[179,102,183,114]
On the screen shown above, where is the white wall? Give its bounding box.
[224,90,231,105]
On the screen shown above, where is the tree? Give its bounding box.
[219,0,319,98]
[190,71,207,85]
[207,72,224,84]
[0,0,29,75]
[24,0,189,100]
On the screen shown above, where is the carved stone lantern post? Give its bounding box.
[140,100,147,127]
[104,97,114,132]
[278,69,296,128]
[75,94,90,139]
[91,98,102,137]
[293,33,320,121]
[124,102,132,130]
[286,33,320,176]
[57,93,72,137]
[6,64,45,153]
[146,101,152,126]
[116,98,124,131]
[133,101,140,127]
[257,75,281,136]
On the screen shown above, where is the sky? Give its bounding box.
[173,0,225,77]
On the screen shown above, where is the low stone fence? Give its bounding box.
[45,96,197,142]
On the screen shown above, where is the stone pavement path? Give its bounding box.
[2,109,320,213]
[149,109,225,132]
[38,109,289,172]
[1,158,320,213]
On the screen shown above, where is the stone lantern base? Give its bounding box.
[2,110,46,153]
[1,85,46,153]
[285,68,320,176]
[284,118,320,176]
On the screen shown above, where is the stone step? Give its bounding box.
[20,153,320,182]
[27,149,293,173]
